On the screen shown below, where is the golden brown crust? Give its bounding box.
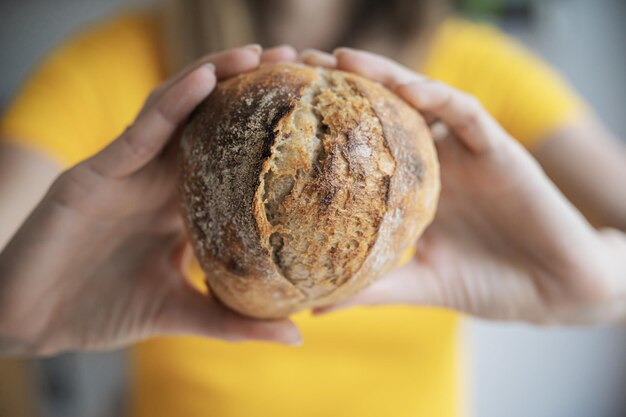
[180,63,439,318]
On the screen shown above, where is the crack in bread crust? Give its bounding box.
[180,63,439,318]
[259,68,395,300]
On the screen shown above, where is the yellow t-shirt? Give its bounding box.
[0,13,585,417]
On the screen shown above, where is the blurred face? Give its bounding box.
[264,0,356,50]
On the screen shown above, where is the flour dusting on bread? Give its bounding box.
[179,63,439,318]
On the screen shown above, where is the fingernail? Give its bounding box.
[301,48,323,58]
[203,63,215,72]
[269,43,295,51]
[243,43,262,54]
[301,49,337,68]
[285,331,303,346]
[333,46,354,55]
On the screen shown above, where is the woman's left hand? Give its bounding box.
[0,45,303,356]
[302,48,626,325]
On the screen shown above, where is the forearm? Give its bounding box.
[0,254,38,357]
[533,119,626,231]
[0,200,61,357]
[0,143,59,250]
[0,266,40,356]
[0,146,62,355]
[599,228,626,324]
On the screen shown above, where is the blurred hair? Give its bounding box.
[160,0,449,74]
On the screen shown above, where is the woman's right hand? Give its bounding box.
[0,45,303,357]
[303,48,626,325]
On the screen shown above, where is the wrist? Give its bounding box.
[0,255,50,356]
[548,227,626,326]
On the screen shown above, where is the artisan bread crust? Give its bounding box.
[180,63,439,318]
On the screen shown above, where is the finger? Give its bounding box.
[313,260,430,315]
[160,123,186,173]
[171,240,193,273]
[142,45,262,112]
[333,47,425,88]
[163,44,261,91]
[429,120,451,142]
[422,111,438,126]
[312,285,390,315]
[89,64,216,178]
[261,45,298,64]
[301,48,338,68]
[102,45,263,177]
[156,284,302,346]
[208,44,263,79]
[396,80,509,153]
[313,278,408,315]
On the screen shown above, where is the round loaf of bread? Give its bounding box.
[179,63,439,318]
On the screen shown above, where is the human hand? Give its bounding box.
[0,45,303,356]
[302,48,626,325]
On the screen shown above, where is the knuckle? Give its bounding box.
[146,88,162,106]
[457,94,483,130]
[152,101,178,128]
[152,67,214,127]
[121,128,159,160]
[49,171,86,210]
[49,163,102,212]
[184,65,215,91]
[137,90,161,119]
[432,85,453,111]
[464,94,482,109]
[461,110,480,131]
[184,67,205,84]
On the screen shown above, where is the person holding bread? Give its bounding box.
[1,1,625,416]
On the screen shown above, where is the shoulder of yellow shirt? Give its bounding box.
[0,11,162,167]
[423,17,586,146]
[1,12,586,167]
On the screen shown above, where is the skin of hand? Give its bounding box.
[302,48,626,325]
[532,118,626,230]
[0,45,303,357]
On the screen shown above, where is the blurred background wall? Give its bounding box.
[1,0,625,416]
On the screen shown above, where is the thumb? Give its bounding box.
[88,64,216,178]
[154,283,302,346]
[313,259,437,315]
[312,276,407,316]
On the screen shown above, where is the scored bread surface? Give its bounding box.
[180,63,439,318]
